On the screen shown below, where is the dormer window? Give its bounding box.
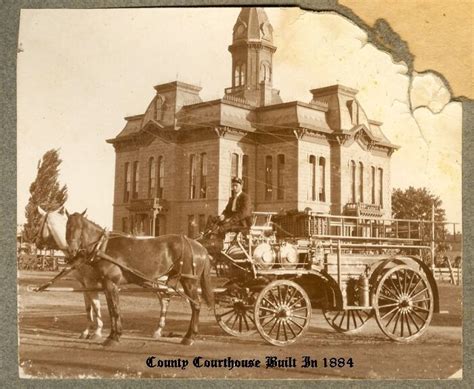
[347,100,359,125]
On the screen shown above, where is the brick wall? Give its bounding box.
[254,140,298,212]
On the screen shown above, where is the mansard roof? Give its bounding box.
[107,86,398,152]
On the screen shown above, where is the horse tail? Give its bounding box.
[200,254,214,309]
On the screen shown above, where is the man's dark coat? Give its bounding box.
[222,192,252,227]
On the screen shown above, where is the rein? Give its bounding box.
[34,211,51,248]
[93,234,201,306]
[74,231,107,262]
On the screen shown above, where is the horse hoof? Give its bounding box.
[153,330,162,338]
[89,333,102,341]
[102,338,119,347]
[181,337,194,346]
[79,332,88,339]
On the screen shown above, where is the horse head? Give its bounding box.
[65,209,89,257]
[36,206,68,251]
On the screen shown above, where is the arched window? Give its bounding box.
[371,166,376,205]
[234,63,246,86]
[319,157,326,202]
[277,154,285,200]
[242,154,249,193]
[132,161,139,199]
[157,156,164,198]
[240,63,246,85]
[231,153,239,188]
[124,162,131,202]
[234,64,240,87]
[265,156,273,200]
[260,62,271,82]
[309,155,316,201]
[148,157,156,198]
[378,168,384,206]
[358,162,364,203]
[189,154,197,199]
[188,215,196,238]
[350,160,356,203]
[122,217,129,233]
[200,153,207,198]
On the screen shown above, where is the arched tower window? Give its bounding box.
[260,62,271,82]
[234,63,246,87]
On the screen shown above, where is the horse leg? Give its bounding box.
[80,292,93,339]
[102,278,121,346]
[153,293,170,338]
[87,291,103,340]
[180,279,201,346]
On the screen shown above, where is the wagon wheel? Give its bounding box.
[214,287,257,337]
[254,280,312,346]
[374,264,434,342]
[323,308,372,333]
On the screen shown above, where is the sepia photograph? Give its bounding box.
[15,3,466,380]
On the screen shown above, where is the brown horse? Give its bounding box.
[65,211,214,346]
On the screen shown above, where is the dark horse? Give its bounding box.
[65,211,214,346]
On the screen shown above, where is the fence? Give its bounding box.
[433,267,462,285]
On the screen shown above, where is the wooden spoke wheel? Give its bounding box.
[214,288,257,337]
[323,308,372,333]
[374,265,434,342]
[254,280,312,346]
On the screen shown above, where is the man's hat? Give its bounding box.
[231,177,243,185]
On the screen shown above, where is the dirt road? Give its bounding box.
[18,271,462,379]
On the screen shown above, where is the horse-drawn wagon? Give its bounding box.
[205,211,443,346]
[31,207,456,347]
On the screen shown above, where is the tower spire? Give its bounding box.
[225,7,282,107]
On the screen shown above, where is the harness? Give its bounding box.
[88,232,200,305]
[34,211,57,249]
[37,231,201,306]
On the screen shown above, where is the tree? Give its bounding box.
[23,149,68,242]
[392,187,446,222]
[392,187,448,265]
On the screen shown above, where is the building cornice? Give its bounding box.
[228,41,277,54]
[310,84,359,98]
[153,80,202,94]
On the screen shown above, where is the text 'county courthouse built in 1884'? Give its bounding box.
[107,7,398,237]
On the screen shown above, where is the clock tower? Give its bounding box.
[225,7,282,107]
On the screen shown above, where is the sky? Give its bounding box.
[17,7,462,228]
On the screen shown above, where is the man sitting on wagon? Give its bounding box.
[218,177,252,235]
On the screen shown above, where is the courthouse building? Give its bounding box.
[107,7,398,237]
